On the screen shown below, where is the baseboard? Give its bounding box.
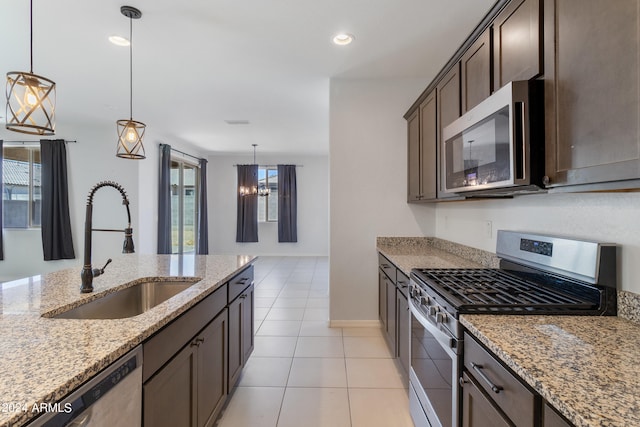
[329,320,382,328]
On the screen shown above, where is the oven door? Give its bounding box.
[409,300,460,427]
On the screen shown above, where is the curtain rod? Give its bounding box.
[160,144,203,162]
[233,164,303,168]
[2,140,77,144]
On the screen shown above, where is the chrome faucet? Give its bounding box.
[80,181,135,293]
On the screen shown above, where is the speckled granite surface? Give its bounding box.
[461,315,640,427]
[0,254,255,427]
[618,290,640,324]
[376,236,500,276]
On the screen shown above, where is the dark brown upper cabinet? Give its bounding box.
[407,91,438,202]
[437,65,464,200]
[407,109,421,202]
[419,91,438,201]
[461,30,492,113]
[543,0,640,189]
[493,0,542,90]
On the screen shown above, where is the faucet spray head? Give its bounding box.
[123,227,135,253]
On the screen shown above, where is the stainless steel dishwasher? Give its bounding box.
[28,345,142,427]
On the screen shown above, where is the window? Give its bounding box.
[170,158,199,254]
[258,167,278,222]
[2,146,41,228]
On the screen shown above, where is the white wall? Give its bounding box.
[434,192,640,293]
[0,121,140,281]
[329,78,435,323]
[207,153,329,256]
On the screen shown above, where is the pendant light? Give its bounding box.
[239,144,270,197]
[116,6,146,159]
[5,0,56,135]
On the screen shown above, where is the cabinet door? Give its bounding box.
[419,91,438,200]
[379,270,387,329]
[228,296,243,388]
[197,310,228,427]
[396,291,410,378]
[493,0,542,90]
[384,276,397,355]
[461,30,492,113]
[461,372,511,427]
[144,343,197,427]
[437,65,463,199]
[543,403,573,427]
[242,284,255,363]
[544,0,640,188]
[407,109,421,202]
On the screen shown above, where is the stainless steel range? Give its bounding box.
[408,230,617,427]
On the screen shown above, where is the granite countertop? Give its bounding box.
[0,254,255,427]
[376,236,500,275]
[461,315,640,427]
[377,236,640,427]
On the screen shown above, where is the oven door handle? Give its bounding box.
[410,301,457,357]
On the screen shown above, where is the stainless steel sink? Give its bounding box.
[52,278,201,319]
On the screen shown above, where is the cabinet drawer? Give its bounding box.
[378,253,397,283]
[228,265,254,303]
[396,270,410,297]
[464,333,536,427]
[143,284,227,382]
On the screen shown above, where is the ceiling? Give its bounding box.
[0,0,495,155]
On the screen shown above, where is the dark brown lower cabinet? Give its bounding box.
[543,403,572,427]
[396,290,410,377]
[144,309,228,427]
[461,371,511,427]
[197,312,229,427]
[228,283,254,388]
[384,275,397,354]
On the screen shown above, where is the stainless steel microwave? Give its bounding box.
[442,80,544,195]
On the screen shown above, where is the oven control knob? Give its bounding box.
[411,288,421,298]
[420,296,430,305]
[428,306,438,316]
[436,312,448,324]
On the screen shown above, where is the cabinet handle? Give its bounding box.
[398,281,408,288]
[240,294,247,299]
[471,362,503,393]
[381,263,390,268]
[459,377,467,388]
[196,337,205,344]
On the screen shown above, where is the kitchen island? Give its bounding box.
[0,254,254,427]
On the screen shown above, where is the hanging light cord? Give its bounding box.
[129,13,133,120]
[29,0,34,73]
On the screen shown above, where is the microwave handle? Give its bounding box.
[514,101,526,181]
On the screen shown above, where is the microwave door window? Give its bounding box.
[447,106,511,190]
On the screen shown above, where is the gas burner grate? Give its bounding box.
[414,269,596,313]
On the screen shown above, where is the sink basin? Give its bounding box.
[52,278,201,319]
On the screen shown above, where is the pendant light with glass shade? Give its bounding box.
[5,0,56,135]
[116,6,146,159]
[239,144,270,197]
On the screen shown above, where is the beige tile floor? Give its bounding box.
[216,256,414,427]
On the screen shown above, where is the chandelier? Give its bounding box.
[5,0,56,135]
[239,144,270,197]
[116,6,146,159]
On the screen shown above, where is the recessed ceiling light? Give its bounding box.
[109,35,130,46]
[332,33,355,46]
[225,120,251,125]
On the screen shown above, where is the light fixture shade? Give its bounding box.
[5,71,56,135]
[116,119,146,159]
